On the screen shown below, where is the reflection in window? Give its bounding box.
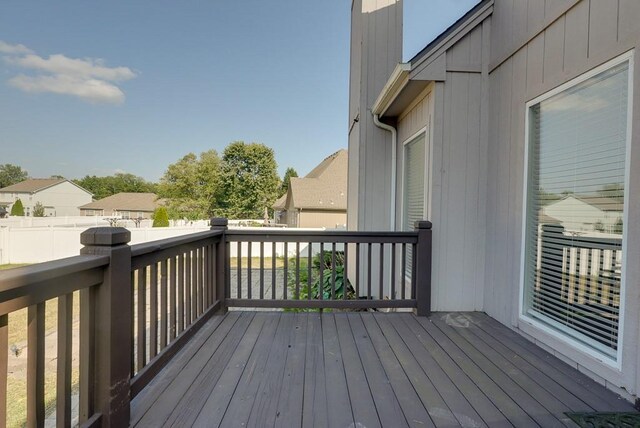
[523,59,629,359]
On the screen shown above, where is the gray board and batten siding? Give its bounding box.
[484,0,640,399]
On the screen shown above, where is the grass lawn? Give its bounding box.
[0,264,29,270]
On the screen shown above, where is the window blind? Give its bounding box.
[523,60,629,358]
[403,134,425,277]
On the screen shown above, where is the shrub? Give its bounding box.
[33,202,45,217]
[10,199,24,216]
[152,207,170,227]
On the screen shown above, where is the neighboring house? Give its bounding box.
[350,0,640,401]
[79,192,163,219]
[273,149,347,228]
[542,195,623,233]
[0,178,93,216]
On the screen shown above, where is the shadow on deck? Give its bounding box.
[131,312,634,428]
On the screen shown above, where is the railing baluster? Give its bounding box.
[0,314,6,428]
[203,246,209,309]
[319,243,324,301]
[137,268,147,370]
[343,243,349,300]
[331,243,336,299]
[130,270,136,377]
[367,243,372,300]
[57,293,73,428]
[178,253,184,334]
[169,256,177,341]
[79,287,95,423]
[247,242,252,300]
[185,251,192,326]
[391,243,396,300]
[198,247,204,314]
[260,242,265,299]
[307,242,313,300]
[379,243,384,299]
[192,249,197,317]
[283,242,288,300]
[411,242,417,299]
[160,259,168,349]
[27,302,45,427]
[149,263,158,358]
[272,242,276,300]
[355,243,360,298]
[295,242,301,299]
[237,242,242,300]
[401,243,406,300]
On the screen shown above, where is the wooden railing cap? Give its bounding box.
[414,220,432,230]
[81,227,131,246]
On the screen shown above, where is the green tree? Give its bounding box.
[0,164,28,188]
[157,149,221,220]
[152,207,170,227]
[279,167,298,197]
[33,202,45,217]
[217,142,280,219]
[74,173,156,200]
[10,199,25,216]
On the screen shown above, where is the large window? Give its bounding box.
[522,54,632,360]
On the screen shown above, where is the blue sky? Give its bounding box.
[0,1,476,182]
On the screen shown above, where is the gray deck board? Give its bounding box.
[132,311,636,428]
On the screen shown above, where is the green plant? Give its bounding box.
[33,202,45,217]
[10,199,24,216]
[286,250,355,312]
[152,207,169,227]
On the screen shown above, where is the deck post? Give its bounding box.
[414,221,432,316]
[80,227,132,427]
[210,217,228,314]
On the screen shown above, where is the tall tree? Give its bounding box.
[218,142,280,219]
[10,199,25,216]
[279,167,298,197]
[74,173,156,200]
[0,164,28,188]
[157,149,221,220]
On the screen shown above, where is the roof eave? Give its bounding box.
[371,63,411,117]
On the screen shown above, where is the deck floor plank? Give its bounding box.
[130,313,228,425]
[334,313,382,428]
[274,313,308,428]
[321,313,356,428]
[429,314,572,427]
[457,313,593,412]
[301,314,328,428]
[359,313,437,428]
[347,313,409,428]
[466,312,634,412]
[131,312,636,428]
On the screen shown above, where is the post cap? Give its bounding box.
[81,227,131,246]
[414,220,432,230]
[210,217,228,227]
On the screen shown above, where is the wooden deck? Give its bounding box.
[130,311,635,427]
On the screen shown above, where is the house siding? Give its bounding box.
[484,0,640,398]
[348,0,403,232]
[299,210,347,229]
[0,181,92,216]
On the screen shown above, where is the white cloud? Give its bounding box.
[1,40,137,104]
[0,41,33,55]
[9,74,126,104]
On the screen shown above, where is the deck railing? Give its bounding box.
[0,218,432,427]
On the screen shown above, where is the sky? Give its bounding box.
[0,0,477,182]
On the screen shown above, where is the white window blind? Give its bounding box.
[523,59,629,358]
[403,134,425,277]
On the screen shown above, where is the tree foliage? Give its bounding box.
[279,167,298,197]
[10,199,25,216]
[74,173,156,200]
[157,150,221,220]
[152,207,170,227]
[217,142,281,219]
[0,164,28,189]
[33,202,45,217]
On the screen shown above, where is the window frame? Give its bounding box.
[518,51,634,368]
[401,128,428,233]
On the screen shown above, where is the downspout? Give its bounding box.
[373,114,397,231]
